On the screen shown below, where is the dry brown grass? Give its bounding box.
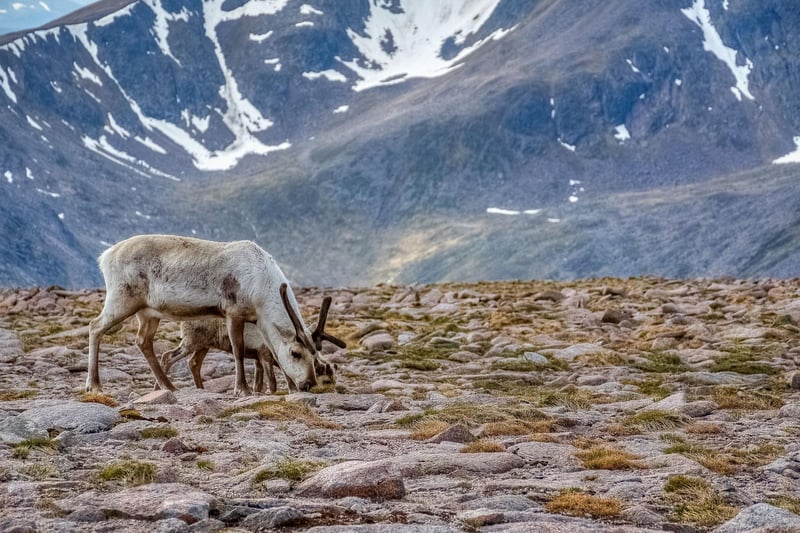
[575,445,644,470]
[79,392,118,407]
[545,490,622,519]
[482,418,557,436]
[663,475,737,526]
[712,387,783,410]
[245,400,341,429]
[622,409,689,432]
[410,420,450,440]
[662,435,783,474]
[460,439,505,453]
[0,389,37,401]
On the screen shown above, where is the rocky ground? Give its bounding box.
[1,278,800,532]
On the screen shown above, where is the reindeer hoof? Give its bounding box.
[233,387,253,397]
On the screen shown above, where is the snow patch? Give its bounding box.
[626,59,640,73]
[333,105,349,114]
[341,0,513,92]
[0,68,18,103]
[296,21,314,28]
[558,138,575,152]
[4,171,12,184]
[300,4,323,15]
[681,0,754,101]
[26,116,43,130]
[303,69,347,83]
[36,188,60,198]
[25,168,34,180]
[73,62,102,85]
[614,124,631,142]
[487,207,520,216]
[140,0,191,66]
[523,209,541,215]
[773,136,800,165]
[250,30,273,42]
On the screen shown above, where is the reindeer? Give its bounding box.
[86,234,341,395]
[159,301,343,393]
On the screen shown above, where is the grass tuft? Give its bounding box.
[226,400,341,429]
[12,437,57,459]
[712,387,783,410]
[196,460,214,471]
[140,426,178,439]
[253,458,326,485]
[79,392,117,407]
[575,445,644,470]
[634,351,687,373]
[545,489,622,519]
[0,389,37,401]
[622,409,689,432]
[98,460,157,486]
[460,439,505,453]
[770,496,800,515]
[663,475,737,526]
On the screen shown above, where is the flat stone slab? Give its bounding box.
[715,503,800,533]
[507,442,582,469]
[18,401,120,433]
[296,461,405,501]
[380,452,524,477]
[0,414,49,444]
[54,483,220,524]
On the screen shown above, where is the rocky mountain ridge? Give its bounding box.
[0,0,799,287]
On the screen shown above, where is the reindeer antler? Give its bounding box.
[280,283,316,351]
[312,296,347,350]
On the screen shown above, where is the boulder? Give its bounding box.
[296,461,405,501]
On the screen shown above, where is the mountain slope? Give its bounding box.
[0,0,799,287]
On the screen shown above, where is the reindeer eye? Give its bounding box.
[291,351,302,360]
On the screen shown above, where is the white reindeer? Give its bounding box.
[86,234,338,395]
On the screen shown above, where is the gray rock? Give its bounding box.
[296,460,405,501]
[241,506,304,529]
[362,333,395,351]
[460,495,538,511]
[448,351,480,362]
[0,517,38,533]
[384,452,524,477]
[507,441,581,469]
[188,518,226,533]
[192,398,226,417]
[54,483,220,524]
[0,414,48,444]
[306,526,458,533]
[778,403,800,418]
[426,424,477,444]
[642,391,685,412]
[523,352,550,365]
[134,390,178,405]
[681,400,717,417]
[715,503,800,533]
[549,344,608,361]
[457,509,505,527]
[18,401,119,433]
[155,518,190,533]
[0,328,23,363]
[790,371,800,390]
[683,371,767,385]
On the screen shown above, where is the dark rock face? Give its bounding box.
[0,0,798,287]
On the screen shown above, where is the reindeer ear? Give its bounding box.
[280,283,315,351]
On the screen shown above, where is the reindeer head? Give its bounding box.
[275,284,345,391]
